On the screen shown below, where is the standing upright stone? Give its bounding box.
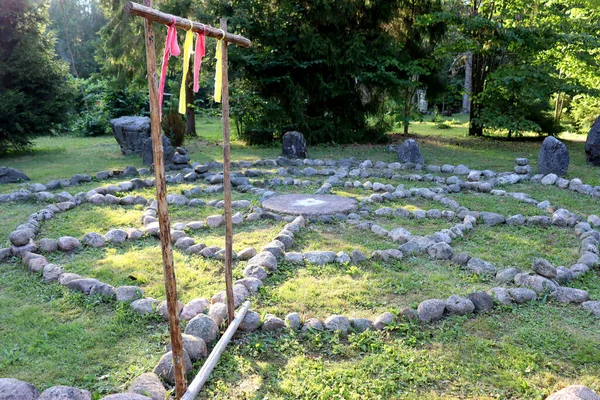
[585,116,600,166]
[397,139,424,164]
[538,136,570,176]
[282,131,308,159]
[110,116,151,155]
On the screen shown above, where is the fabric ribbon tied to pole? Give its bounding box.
[193,31,206,93]
[178,27,194,114]
[158,18,180,120]
[214,33,224,103]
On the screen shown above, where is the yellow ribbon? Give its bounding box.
[214,39,223,103]
[178,28,194,114]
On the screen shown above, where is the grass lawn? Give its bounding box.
[0,116,599,398]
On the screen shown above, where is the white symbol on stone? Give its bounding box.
[293,198,326,207]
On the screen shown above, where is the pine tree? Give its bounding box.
[0,0,74,153]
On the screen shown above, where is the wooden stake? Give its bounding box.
[181,301,251,400]
[125,1,251,48]
[220,18,235,326]
[141,0,187,397]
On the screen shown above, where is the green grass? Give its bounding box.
[1,122,599,398]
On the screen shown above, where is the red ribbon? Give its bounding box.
[193,31,206,92]
[158,18,180,120]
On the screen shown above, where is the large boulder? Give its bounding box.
[547,385,600,400]
[397,139,424,164]
[538,136,570,176]
[585,116,600,166]
[282,131,308,159]
[0,378,39,400]
[142,134,174,167]
[0,167,29,183]
[110,116,151,155]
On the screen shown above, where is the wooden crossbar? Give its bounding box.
[124,2,251,48]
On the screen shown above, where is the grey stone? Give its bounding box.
[350,249,367,264]
[142,134,174,167]
[185,314,218,343]
[153,350,192,385]
[506,214,526,225]
[65,278,104,294]
[466,257,496,275]
[397,139,424,164]
[301,318,323,332]
[586,116,600,166]
[83,232,106,248]
[206,215,225,227]
[0,378,39,400]
[547,385,600,400]
[180,298,210,321]
[323,315,350,333]
[282,131,308,159]
[111,116,151,155]
[244,265,268,280]
[101,394,151,400]
[538,136,570,176]
[417,299,446,322]
[262,193,357,216]
[550,287,589,304]
[445,295,475,316]
[28,257,48,273]
[105,229,128,244]
[541,173,558,185]
[532,258,557,278]
[467,292,494,312]
[496,267,521,283]
[480,212,505,226]
[166,334,207,361]
[571,263,590,278]
[239,310,261,332]
[555,266,574,284]
[508,288,537,304]
[285,312,302,329]
[42,264,63,282]
[9,228,35,246]
[582,301,600,317]
[38,386,91,400]
[451,252,471,266]
[116,286,143,302]
[515,272,559,294]
[130,298,159,315]
[262,315,286,331]
[427,242,453,260]
[304,251,336,265]
[388,227,412,243]
[351,318,373,332]
[127,373,166,400]
[248,251,278,271]
[373,312,394,330]
[234,277,263,293]
[488,287,512,305]
[0,167,29,183]
[38,238,58,253]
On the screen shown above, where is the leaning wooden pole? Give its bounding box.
[141,0,187,397]
[220,18,236,325]
[181,301,251,400]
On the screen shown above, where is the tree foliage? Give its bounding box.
[0,0,74,153]
[208,0,441,144]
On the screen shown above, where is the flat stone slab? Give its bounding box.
[262,194,357,216]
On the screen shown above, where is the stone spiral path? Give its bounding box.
[1,155,599,399]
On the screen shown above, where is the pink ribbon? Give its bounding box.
[158,18,180,120]
[193,31,206,92]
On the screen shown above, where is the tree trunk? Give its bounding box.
[462,51,472,114]
[185,68,196,137]
[468,52,486,136]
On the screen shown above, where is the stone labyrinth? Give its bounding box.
[2,151,600,398]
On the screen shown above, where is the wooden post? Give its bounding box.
[181,301,251,400]
[220,18,235,325]
[124,2,251,48]
[141,0,187,397]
